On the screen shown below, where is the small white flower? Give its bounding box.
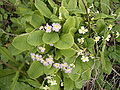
[79,26,88,34]
[61,82,64,86]
[70,64,75,68]
[39,26,44,30]
[94,36,100,43]
[87,8,90,13]
[108,24,113,30]
[95,11,99,13]
[43,85,50,90]
[50,80,57,85]
[81,56,89,62]
[77,38,84,44]
[116,32,120,38]
[105,34,111,41]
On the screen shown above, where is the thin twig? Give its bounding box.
[112,68,120,76]
[0,29,18,36]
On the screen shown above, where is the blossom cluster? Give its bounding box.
[30,53,74,73]
[53,62,73,73]
[39,23,61,33]
[30,53,54,66]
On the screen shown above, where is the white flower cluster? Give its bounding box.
[45,76,57,86]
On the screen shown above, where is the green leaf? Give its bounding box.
[48,0,57,8]
[94,13,114,20]
[54,33,74,49]
[11,63,24,90]
[63,17,75,33]
[0,74,15,90]
[101,0,110,14]
[60,48,76,57]
[44,66,58,75]
[69,73,80,81]
[84,38,95,53]
[0,69,15,78]
[54,50,62,60]
[75,79,83,89]
[61,0,68,8]
[64,56,76,64]
[12,34,33,51]
[24,79,41,88]
[14,82,34,90]
[78,0,87,14]
[68,0,77,9]
[11,71,19,90]
[42,32,59,44]
[27,30,45,46]
[50,75,61,90]
[116,37,120,42]
[0,46,15,62]
[69,27,77,35]
[30,14,45,28]
[8,45,23,55]
[59,6,69,19]
[35,0,52,18]
[48,0,58,14]
[74,16,83,29]
[64,77,74,90]
[27,61,44,79]
[102,57,112,74]
[71,58,81,74]
[96,19,106,34]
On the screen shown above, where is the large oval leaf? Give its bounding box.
[42,32,59,44]
[27,61,44,79]
[30,14,45,28]
[12,35,33,51]
[54,33,74,49]
[35,0,52,18]
[27,30,45,46]
[60,48,76,57]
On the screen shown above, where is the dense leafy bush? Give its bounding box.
[0,0,120,90]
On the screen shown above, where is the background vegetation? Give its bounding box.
[0,0,120,90]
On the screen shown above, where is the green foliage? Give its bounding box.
[12,35,33,51]
[54,33,74,49]
[0,46,15,62]
[27,30,45,46]
[0,0,120,90]
[27,61,44,79]
[60,48,76,57]
[35,0,52,18]
[42,32,59,44]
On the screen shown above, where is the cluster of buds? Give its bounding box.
[53,62,74,73]
[39,23,61,33]
[30,53,54,66]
